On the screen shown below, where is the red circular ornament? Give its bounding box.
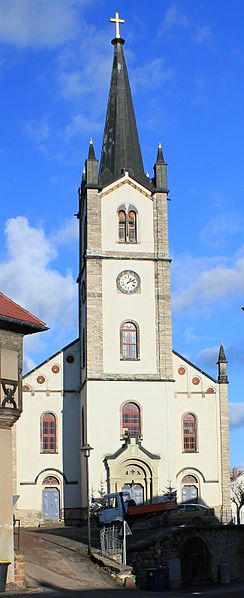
[52,364,60,374]
[192,377,200,385]
[23,384,31,392]
[37,375,45,384]
[206,387,215,393]
[178,367,186,375]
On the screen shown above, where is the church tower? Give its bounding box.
[78,14,173,504]
[77,14,231,518]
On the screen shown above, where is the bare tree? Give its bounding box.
[231,473,244,524]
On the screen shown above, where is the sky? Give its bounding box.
[0,0,244,466]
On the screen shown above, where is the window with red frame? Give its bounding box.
[41,413,57,453]
[122,402,141,437]
[121,322,138,359]
[183,413,197,452]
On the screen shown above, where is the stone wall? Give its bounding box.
[14,552,25,588]
[128,525,244,588]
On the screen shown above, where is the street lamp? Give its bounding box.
[81,443,93,555]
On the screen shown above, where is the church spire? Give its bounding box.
[99,14,150,189]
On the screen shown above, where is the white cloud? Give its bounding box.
[200,213,244,249]
[197,346,219,368]
[160,4,189,33]
[0,216,77,327]
[0,0,89,48]
[131,59,174,93]
[194,26,214,46]
[64,114,101,141]
[24,116,50,145]
[51,218,78,246]
[229,403,244,428]
[172,253,244,313]
[23,353,37,373]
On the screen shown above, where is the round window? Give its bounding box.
[23,384,31,392]
[52,364,60,374]
[37,375,45,384]
[66,354,75,364]
[178,367,186,375]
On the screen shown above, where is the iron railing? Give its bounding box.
[100,525,123,563]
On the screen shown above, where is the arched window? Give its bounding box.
[128,210,136,243]
[118,210,126,242]
[41,413,57,453]
[118,208,137,243]
[120,321,139,360]
[42,476,60,486]
[122,402,141,437]
[183,413,197,452]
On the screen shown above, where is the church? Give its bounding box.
[14,14,231,526]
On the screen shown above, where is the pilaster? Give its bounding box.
[153,192,173,379]
[85,188,103,377]
[219,382,231,522]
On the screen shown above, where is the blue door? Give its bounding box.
[42,488,60,520]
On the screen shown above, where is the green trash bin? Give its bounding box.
[0,562,11,592]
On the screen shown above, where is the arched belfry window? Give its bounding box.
[182,413,197,452]
[120,321,139,360]
[118,207,137,243]
[118,210,126,242]
[122,402,141,438]
[41,412,57,453]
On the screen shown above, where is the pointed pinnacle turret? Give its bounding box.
[88,138,96,160]
[217,342,228,384]
[217,342,227,364]
[85,138,98,187]
[154,143,167,191]
[156,143,165,164]
[99,27,151,190]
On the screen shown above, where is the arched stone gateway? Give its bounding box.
[180,537,211,585]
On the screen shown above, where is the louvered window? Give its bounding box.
[118,209,137,243]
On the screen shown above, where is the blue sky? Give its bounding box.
[0,0,244,466]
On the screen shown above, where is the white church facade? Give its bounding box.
[14,16,231,525]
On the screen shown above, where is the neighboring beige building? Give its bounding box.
[0,292,46,581]
[15,24,231,525]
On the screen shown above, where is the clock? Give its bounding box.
[117,270,140,294]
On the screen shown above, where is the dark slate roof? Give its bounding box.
[99,38,152,191]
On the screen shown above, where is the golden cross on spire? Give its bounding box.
[110,11,125,39]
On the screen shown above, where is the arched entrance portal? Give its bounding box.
[118,460,152,502]
[181,537,211,585]
[42,476,60,520]
[104,437,160,501]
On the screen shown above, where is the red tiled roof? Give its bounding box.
[0,293,46,328]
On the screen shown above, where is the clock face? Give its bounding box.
[117,270,140,294]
